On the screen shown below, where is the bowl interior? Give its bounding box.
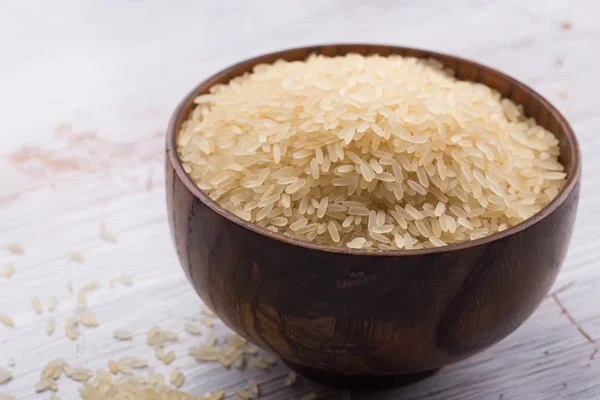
[167,44,581,256]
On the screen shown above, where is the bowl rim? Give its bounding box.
[166,43,581,257]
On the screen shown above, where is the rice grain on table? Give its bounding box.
[248,379,260,396]
[69,368,93,382]
[0,368,12,384]
[47,296,57,312]
[35,378,58,393]
[70,252,85,262]
[65,317,79,340]
[156,349,176,365]
[0,313,14,327]
[113,329,133,341]
[119,273,133,286]
[41,363,62,380]
[184,322,202,335]
[46,318,55,335]
[285,370,297,386]
[119,357,147,369]
[235,388,251,400]
[79,311,99,327]
[3,264,14,278]
[169,368,184,388]
[33,296,43,314]
[177,53,566,250]
[100,225,117,242]
[7,244,24,254]
[201,305,215,316]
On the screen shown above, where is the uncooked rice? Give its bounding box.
[35,378,58,393]
[79,311,99,327]
[119,357,148,369]
[77,281,99,311]
[184,322,203,335]
[48,296,57,312]
[113,329,133,340]
[0,312,14,327]
[3,264,14,278]
[147,327,179,348]
[100,225,117,242]
[284,371,297,386]
[119,273,133,286]
[200,316,215,327]
[248,379,260,396]
[70,252,85,262]
[177,53,566,250]
[201,305,215,317]
[65,317,79,340]
[7,244,24,254]
[47,318,56,335]
[69,368,93,382]
[1,287,296,400]
[33,296,43,314]
[0,368,12,384]
[156,349,176,365]
[170,368,185,388]
[235,388,251,400]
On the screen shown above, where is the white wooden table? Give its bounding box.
[1,0,598,398]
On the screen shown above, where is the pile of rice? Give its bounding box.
[177,53,566,250]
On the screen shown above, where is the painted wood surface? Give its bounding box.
[0,0,598,399]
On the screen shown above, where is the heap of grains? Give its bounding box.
[177,53,566,250]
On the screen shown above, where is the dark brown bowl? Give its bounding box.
[165,44,581,380]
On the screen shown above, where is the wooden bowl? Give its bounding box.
[165,45,581,380]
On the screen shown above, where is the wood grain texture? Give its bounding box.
[166,45,581,378]
[1,0,599,399]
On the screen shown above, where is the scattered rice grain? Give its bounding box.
[248,379,260,396]
[3,264,14,278]
[184,322,202,336]
[70,252,85,262]
[7,244,23,254]
[47,318,55,335]
[48,296,57,312]
[285,371,297,386]
[235,388,251,400]
[113,329,133,341]
[119,273,133,287]
[0,368,12,384]
[0,313,14,327]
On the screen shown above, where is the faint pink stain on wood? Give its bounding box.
[0,192,22,208]
[7,124,163,179]
[8,146,82,174]
[146,174,153,193]
[555,56,563,67]
[560,21,573,31]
